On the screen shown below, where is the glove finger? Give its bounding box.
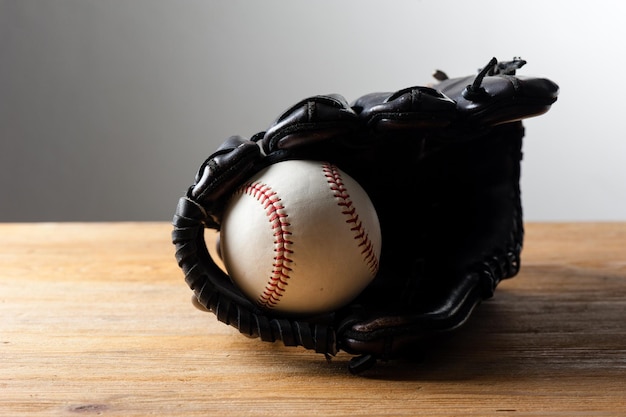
[435,57,559,127]
[190,135,263,226]
[337,271,484,358]
[351,86,457,131]
[261,94,359,154]
[191,135,261,202]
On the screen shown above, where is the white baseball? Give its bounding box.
[220,159,382,315]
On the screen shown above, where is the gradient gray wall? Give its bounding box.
[2,0,625,221]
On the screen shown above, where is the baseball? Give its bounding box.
[220,159,382,315]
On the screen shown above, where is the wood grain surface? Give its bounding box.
[1,222,625,416]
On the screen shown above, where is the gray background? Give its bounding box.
[2,0,624,222]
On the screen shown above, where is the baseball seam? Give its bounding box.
[241,181,293,309]
[322,163,380,276]
[240,163,379,311]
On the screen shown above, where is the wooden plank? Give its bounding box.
[1,222,625,416]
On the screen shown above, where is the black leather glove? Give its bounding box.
[172,57,559,373]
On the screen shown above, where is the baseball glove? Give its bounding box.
[172,57,559,373]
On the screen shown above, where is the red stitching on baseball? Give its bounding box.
[240,181,293,309]
[322,163,380,275]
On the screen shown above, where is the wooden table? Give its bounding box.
[2,222,625,416]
